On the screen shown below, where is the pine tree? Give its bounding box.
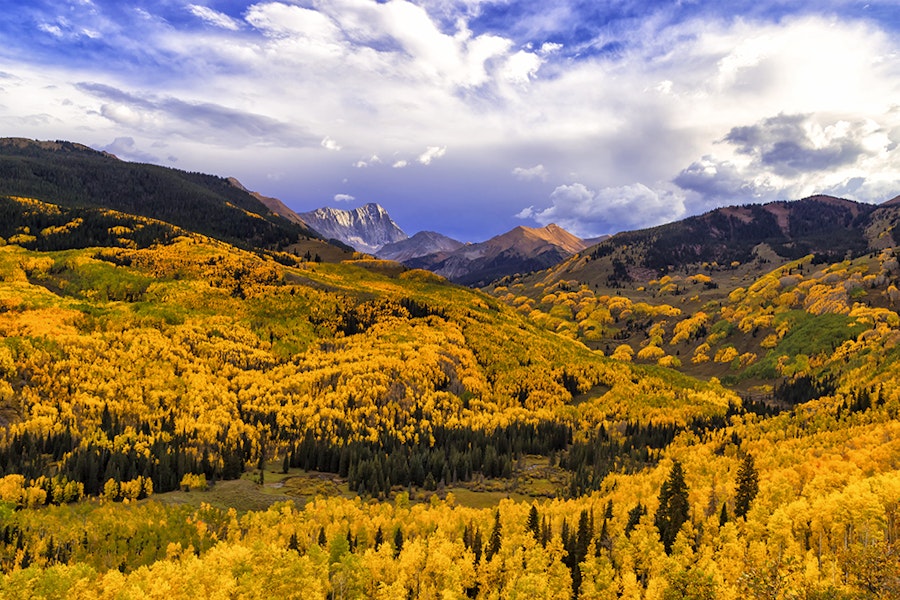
[527,504,540,541]
[393,527,404,557]
[374,526,384,549]
[719,502,728,527]
[654,460,690,554]
[734,453,759,519]
[486,510,502,560]
[625,503,645,538]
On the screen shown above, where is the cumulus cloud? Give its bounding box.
[187,5,241,31]
[334,193,355,202]
[392,160,409,168]
[674,156,779,207]
[674,111,900,208]
[321,136,342,151]
[512,164,548,181]
[354,154,383,168]
[417,145,446,165]
[514,206,535,219]
[724,113,873,176]
[522,182,686,238]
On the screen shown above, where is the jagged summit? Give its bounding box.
[299,203,407,254]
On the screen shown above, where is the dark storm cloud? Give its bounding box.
[674,157,776,206]
[723,113,869,176]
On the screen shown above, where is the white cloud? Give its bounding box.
[392,160,409,168]
[38,23,64,38]
[187,5,241,31]
[334,193,355,202]
[523,182,687,238]
[501,50,543,84]
[321,136,342,151]
[354,154,383,168]
[512,164,548,181]
[514,206,535,219]
[539,42,563,55]
[417,145,446,165]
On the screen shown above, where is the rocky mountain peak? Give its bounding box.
[299,203,407,254]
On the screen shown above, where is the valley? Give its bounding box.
[0,140,898,598]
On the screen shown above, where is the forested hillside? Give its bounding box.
[0,188,898,598]
[0,139,320,250]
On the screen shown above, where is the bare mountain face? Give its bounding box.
[376,230,463,262]
[532,194,900,289]
[407,223,588,287]
[299,203,407,254]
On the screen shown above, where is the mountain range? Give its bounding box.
[292,201,594,285]
[406,223,590,286]
[4,136,899,292]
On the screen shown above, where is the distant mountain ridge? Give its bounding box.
[299,203,407,254]
[407,223,589,287]
[534,194,900,289]
[376,230,464,262]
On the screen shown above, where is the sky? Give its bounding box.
[0,1,899,242]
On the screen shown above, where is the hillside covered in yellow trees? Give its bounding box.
[0,185,898,599]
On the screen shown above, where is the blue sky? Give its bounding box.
[1,0,899,241]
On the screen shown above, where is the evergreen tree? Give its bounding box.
[654,460,690,553]
[486,510,502,561]
[719,501,729,527]
[374,526,384,549]
[625,503,645,538]
[597,518,611,556]
[527,504,540,541]
[540,516,551,548]
[734,453,759,519]
[472,527,483,564]
[393,527,404,558]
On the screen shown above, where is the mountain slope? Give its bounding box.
[299,203,407,254]
[534,195,899,292]
[489,193,900,391]
[408,223,588,286]
[226,177,308,227]
[376,230,463,262]
[0,138,324,251]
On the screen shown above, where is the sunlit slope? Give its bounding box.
[0,199,736,498]
[0,291,898,597]
[1,201,899,598]
[493,246,900,397]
